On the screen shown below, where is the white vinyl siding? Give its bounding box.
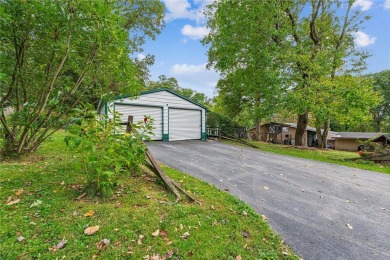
[169,109,201,141]
[105,90,206,141]
[114,104,163,140]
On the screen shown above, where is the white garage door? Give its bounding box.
[114,104,163,140]
[169,108,201,141]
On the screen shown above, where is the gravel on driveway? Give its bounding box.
[148,140,390,260]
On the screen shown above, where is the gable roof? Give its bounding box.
[98,88,208,112]
[333,132,382,139]
[372,134,390,142]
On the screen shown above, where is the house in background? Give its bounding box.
[333,132,382,151]
[249,122,318,146]
[372,134,390,146]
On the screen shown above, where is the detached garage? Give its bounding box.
[100,89,207,141]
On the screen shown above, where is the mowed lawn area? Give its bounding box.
[224,140,390,174]
[0,132,297,259]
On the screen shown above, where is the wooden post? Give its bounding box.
[125,115,133,133]
[218,127,221,141]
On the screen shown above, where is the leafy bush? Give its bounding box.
[64,108,154,197]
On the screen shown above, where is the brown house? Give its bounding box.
[249,122,317,146]
[333,132,382,151]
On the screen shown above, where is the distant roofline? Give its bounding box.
[333,132,383,139]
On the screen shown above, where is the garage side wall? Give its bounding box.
[335,139,360,151]
[105,90,206,141]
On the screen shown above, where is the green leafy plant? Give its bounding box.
[64,108,154,197]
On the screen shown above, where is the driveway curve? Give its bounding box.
[148,140,390,260]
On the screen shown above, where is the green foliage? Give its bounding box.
[64,108,154,197]
[207,111,237,128]
[0,131,297,259]
[367,70,390,131]
[203,1,376,144]
[203,1,288,122]
[0,0,164,156]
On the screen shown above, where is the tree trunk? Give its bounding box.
[295,111,309,146]
[316,118,330,149]
[255,119,261,141]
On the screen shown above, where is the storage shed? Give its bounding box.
[100,89,207,141]
[333,132,381,151]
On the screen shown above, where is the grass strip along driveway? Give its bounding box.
[0,133,296,259]
[148,140,390,260]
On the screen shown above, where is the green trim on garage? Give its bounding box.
[163,134,169,141]
[116,88,209,111]
[113,103,164,140]
[201,132,206,141]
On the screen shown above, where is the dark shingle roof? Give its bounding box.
[333,132,382,139]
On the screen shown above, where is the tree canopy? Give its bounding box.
[0,0,165,156]
[368,70,390,132]
[203,0,378,147]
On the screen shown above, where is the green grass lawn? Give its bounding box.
[0,132,297,259]
[224,139,390,174]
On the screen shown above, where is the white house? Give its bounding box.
[99,89,207,141]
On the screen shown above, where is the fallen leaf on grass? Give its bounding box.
[15,189,24,196]
[7,198,20,205]
[144,254,161,260]
[84,225,100,235]
[179,224,183,230]
[152,229,160,237]
[6,196,12,204]
[242,230,250,238]
[261,215,269,221]
[17,236,25,242]
[166,240,173,246]
[95,238,110,251]
[138,234,144,245]
[346,224,353,229]
[61,181,65,185]
[84,210,95,217]
[52,239,67,251]
[235,255,242,260]
[181,232,190,239]
[160,230,167,237]
[163,249,175,259]
[30,200,42,208]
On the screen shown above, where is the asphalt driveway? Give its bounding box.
[147,140,390,260]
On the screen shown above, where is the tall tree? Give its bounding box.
[367,70,390,132]
[0,0,164,156]
[203,1,289,138]
[203,0,376,146]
